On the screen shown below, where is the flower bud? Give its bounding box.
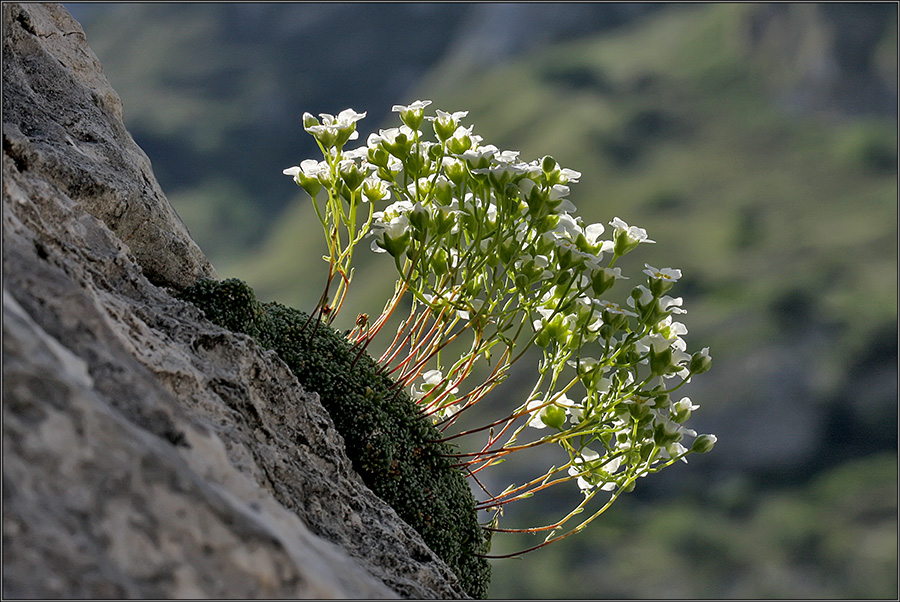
[628,400,650,420]
[541,155,558,174]
[368,146,390,167]
[671,397,695,423]
[590,268,616,296]
[540,404,567,430]
[691,434,717,454]
[362,179,388,203]
[302,112,319,131]
[408,202,430,233]
[381,231,410,257]
[443,159,467,186]
[649,345,674,377]
[340,161,366,191]
[431,247,449,275]
[598,323,615,340]
[447,132,472,155]
[433,179,454,206]
[653,421,682,446]
[649,275,676,297]
[689,347,712,375]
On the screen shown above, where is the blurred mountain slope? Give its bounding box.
[65,3,897,599]
[65,2,660,262]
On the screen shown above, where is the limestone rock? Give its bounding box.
[1,2,215,289]
[1,3,467,598]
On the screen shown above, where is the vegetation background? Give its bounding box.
[65,3,897,598]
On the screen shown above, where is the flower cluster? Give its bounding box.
[283,100,715,556]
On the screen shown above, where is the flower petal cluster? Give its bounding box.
[282,99,715,554]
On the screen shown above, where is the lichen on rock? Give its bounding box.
[177,278,492,598]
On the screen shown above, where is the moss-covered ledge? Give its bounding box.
[176,278,490,598]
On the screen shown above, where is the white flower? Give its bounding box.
[525,398,551,429]
[304,109,367,145]
[494,149,521,163]
[644,264,682,282]
[392,99,432,113]
[673,397,699,414]
[547,213,582,239]
[567,448,621,491]
[460,145,498,169]
[428,108,469,126]
[657,315,688,339]
[660,295,687,314]
[342,145,371,162]
[661,441,690,464]
[584,222,605,243]
[560,167,582,183]
[369,125,418,147]
[410,369,458,402]
[610,216,655,254]
[369,202,412,253]
[595,299,637,317]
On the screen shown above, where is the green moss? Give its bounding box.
[176,278,491,597]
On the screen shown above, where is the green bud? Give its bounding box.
[302,112,320,130]
[334,124,357,149]
[628,401,650,420]
[313,127,338,149]
[689,348,712,375]
[384,132,410,159]
[408,203,430,233]
[498,241,517,265]
[541,155,558,174]
[433,179,454,206]
[447,134,472,155]
[591,268,616,296]
[338,181,354,203]
[368,146,390,167]
[295,172,322,199]
[382,231,410,257]
[362,180,388,203]
[653,421,682,446]
[431,248,449,275]
[540,404,567,430]
[433,118,457,142]
[535,328,552,348]
[649,275,676,297]
[602,309,627,331]
[397,108,425,131]
[598,323,615,340]
[340,162,366,191]
[514,273,531,292]
[691,434,717,454]
[443,160,467,186]
[639,441,658,462]
[649,345,674,377]
[614,229,641,257]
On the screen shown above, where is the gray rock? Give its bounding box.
[2,2,467,598]
[1,2,216,289]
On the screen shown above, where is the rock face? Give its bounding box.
[2,1,215,289]
[1,3,467,599]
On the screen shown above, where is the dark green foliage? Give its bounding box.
[176,278,491,597]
